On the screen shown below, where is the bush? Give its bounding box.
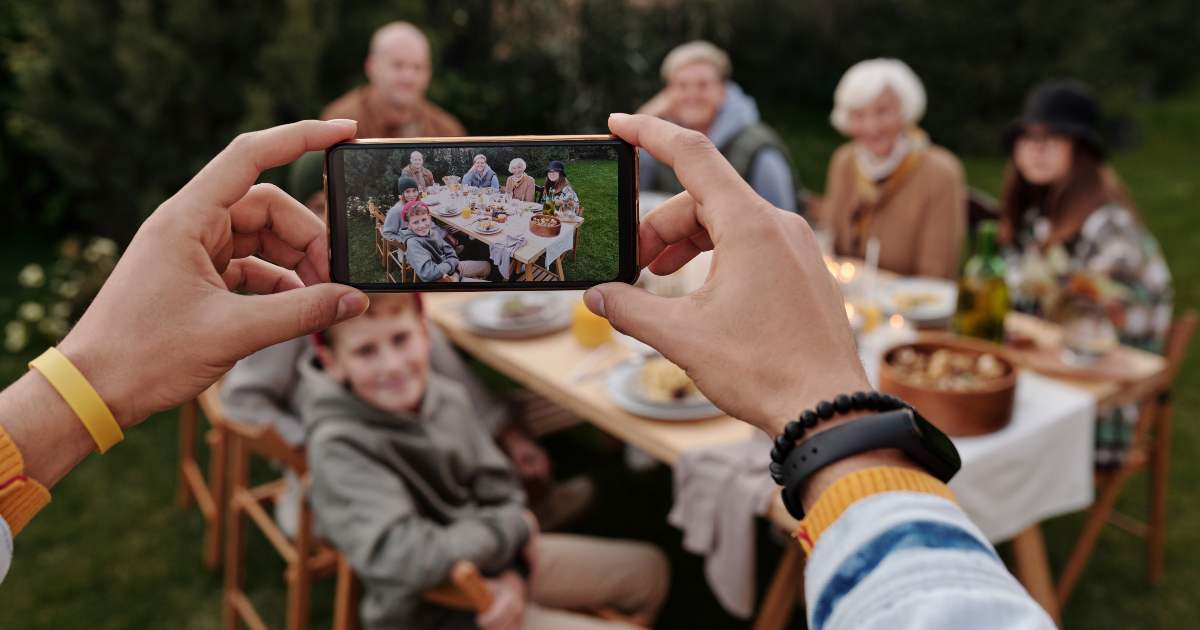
[2,0,1196,240]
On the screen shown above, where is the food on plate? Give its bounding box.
[889,346,1009,391]
[892,291,944,313]
[477,220,498,232]
[639,357,699,403]
[495,213,508,222]
[499,295,546,322]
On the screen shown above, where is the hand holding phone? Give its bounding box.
[326,136,639,291]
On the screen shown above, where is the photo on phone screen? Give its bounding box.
[326,137,638,291]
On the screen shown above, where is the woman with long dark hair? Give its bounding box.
[539,160,580,209]
[1001,80,1172,466]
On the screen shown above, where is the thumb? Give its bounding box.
[227,284,369,352]
[584,282,681,354]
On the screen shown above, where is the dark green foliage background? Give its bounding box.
[3,0,1198,241]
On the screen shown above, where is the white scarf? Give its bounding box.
[854,129,929,182]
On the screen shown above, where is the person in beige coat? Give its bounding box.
[504,157,536,202]
[817,58,966,279]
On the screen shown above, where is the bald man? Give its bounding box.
[322,21,465,138]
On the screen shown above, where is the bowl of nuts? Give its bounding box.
[879,333,1017,436]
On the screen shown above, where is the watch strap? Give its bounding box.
[779,408,961,519]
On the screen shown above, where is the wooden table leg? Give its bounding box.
[554,257,564,281]
[525,262,533,281]
[1011,524,1061,626]
[753,544,805,630]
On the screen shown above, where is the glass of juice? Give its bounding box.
[571,300,612,348]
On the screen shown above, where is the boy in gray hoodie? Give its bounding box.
[403,203,492,282]
[304,294,668,630]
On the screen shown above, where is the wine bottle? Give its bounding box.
[953,221,1009,342]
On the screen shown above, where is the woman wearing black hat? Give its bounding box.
[1001,80,1173,467]
[539,160,580,210]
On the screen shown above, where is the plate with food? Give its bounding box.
[435,205,460,217]
[473,220,503,235]
[880,277,957,323]
[462,293,570,338]
[607,357,723,420]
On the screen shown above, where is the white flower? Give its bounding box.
[18,264,45,288]
[57,281,79,299]
[51,302,72,319]
[37,318,70,338]
[18,302,45,322]
[4,321,27,353]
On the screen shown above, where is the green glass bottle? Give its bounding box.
[953,221,1009,342]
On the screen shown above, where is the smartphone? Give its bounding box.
[326,135,639,291]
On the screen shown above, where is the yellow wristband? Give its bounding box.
[29,347,123,453]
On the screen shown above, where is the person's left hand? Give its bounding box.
[502,429,551,481]
[56,119,369,429]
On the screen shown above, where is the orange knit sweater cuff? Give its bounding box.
[791,466,957,554]
[0,425,51,536]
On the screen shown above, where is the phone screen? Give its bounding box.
[326,137,638,291]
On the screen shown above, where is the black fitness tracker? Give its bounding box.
[778,408,961,519]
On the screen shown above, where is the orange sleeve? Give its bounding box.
[0,426,51,536]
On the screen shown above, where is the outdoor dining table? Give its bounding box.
[422,244,1167,629]
[419,187,582,281]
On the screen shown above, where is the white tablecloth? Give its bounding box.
[860,331,1097,542]
[424,188,578,268]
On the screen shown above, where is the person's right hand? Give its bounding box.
[478,571,527,630]
[56,119,369,430]
[585,114,871,438]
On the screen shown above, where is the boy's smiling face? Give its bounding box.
[409,211,432,237]
[319,296,430,415]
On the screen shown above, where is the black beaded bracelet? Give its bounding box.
[768,391,912,485]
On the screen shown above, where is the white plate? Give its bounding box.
[880,277,958,322]
[462,293,570,338]
[473,222,503,235]
[606,359,723,421]
[436,208,461,217]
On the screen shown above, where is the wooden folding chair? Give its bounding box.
[222,418,356,630]
[177,383,230,569]
[369,205,407,282]
[569,204,585,261]
[1055,310,1197,605]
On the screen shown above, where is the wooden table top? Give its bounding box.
[424,288,1166,533]
[423,292,800,529]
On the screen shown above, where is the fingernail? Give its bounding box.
[583,289,606,318]
[328,118,358,128]
[609,113,630,120]
[336,291,369,321]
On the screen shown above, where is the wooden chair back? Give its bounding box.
[176,382,230,569]
[1055,309,1197,604]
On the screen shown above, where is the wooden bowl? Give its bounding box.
[529,214,561,237]
[879,333,1017,437]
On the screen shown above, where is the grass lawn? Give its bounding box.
[346,160,618,284]
[0,90,1197,629]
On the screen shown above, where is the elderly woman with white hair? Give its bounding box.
[817,59,966,279]
[503,157,536,202]
[637,40,798,212]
